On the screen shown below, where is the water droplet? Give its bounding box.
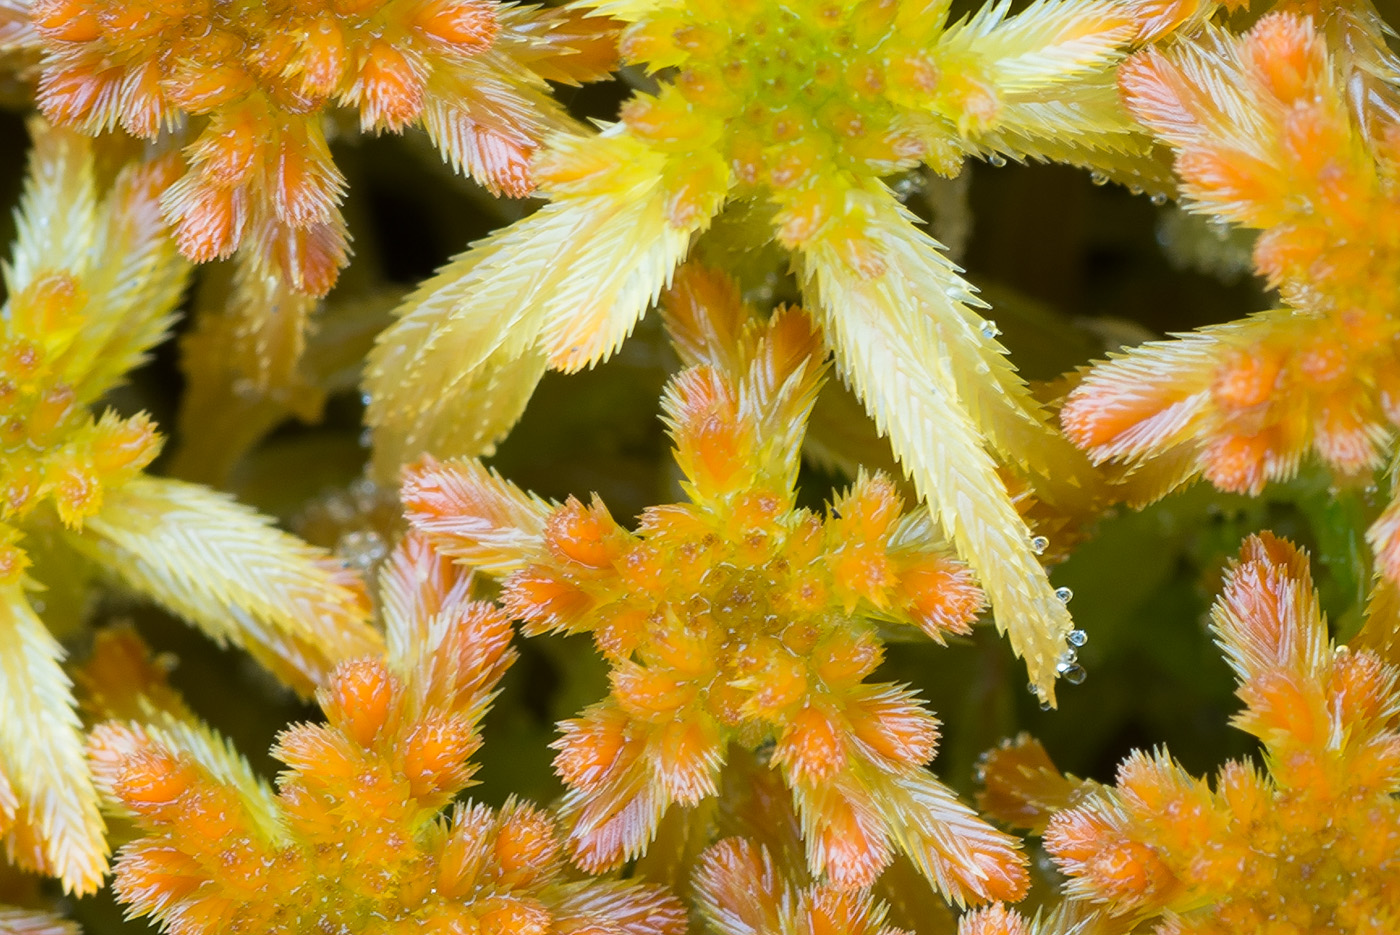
[1058,648,1078,666]
[1058,663,1087,685]
[1055,586,1074,603]
[980,319,1001,339]
[1027,681,1039,695]
[891,172,926,200]
[358,428,373,448]
[1030,535,1049,555]
[1089,171,1109,186]
[1128,184,1143,197]
[1039,699,1053,711]
[987,153,1007,167]
[1150,191,1168,206]
[360,392,372,408]
[338,530,388,572]
[1067,629,1088,647]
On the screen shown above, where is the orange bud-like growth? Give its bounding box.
[1042,535,1400,930]
[90,534,685,935]
[404,265,1023,903]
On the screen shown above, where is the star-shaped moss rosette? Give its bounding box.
[364,0,1194,702]
[1035,534,1400,933]
[0,0,617,405]
[86,532,687,935]
[694,837,914,935]
[955,902,1134,935]
[687,775,1124,935]
[0,121,379,896]
[4,0,616,292]
[1058,12,1400,657]
[401,267,1030,902]
[0,907,78,935]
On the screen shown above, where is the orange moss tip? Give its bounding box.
[320,658,398,748]
[896,556,983,640]
[1368,499,1400,586]
[413,0,499,51]
[696,837,914,935]
[431,599,517,699]
[113,749,198,820]
[274,723,363,789]
[650,717,724,805]
[659,264,749,370]
[400,456,549,571]
[87,722,160,794]
[1058,362,1197,462]
[1118,12,1354,235]
[844,687,939,768]
[957,903,1031,935]
[109,840,213,924]
[166,181,247,264]
[0,907,80,935]
[693,838,785,932]
[491,801,560,885]
[353,40,427,131]
[90,726,250,845]
[813,795,892,890]
[518,8,620,84]
[905,816,1031,907]
[76,624,188,722]
[1044,806,1180,910]
[1238,14,1327,107]
[552,705,630,793]
[974,733,1087,834]
[503,568,593,634]
[1065,305,1400,502]
[667,365,753,493]
[775,704,847,785]
[1212,532,1321,683]
[545,495,627,568]
[401,716,482,795]
[562,771,667,873]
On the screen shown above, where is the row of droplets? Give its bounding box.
[1052,579,1087,687]
[1029,623,1088,711]
[981,154,1172,206]
[1034,532,1087,706]
[1088,170,1171,205]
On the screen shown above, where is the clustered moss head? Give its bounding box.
[1,0,1399,933]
